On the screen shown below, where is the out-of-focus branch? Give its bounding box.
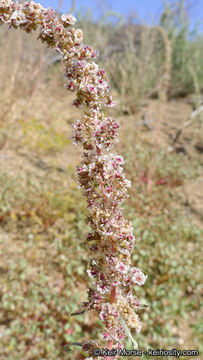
[57,0,63,13]
[69,0,76,14]
[171,105,203,146]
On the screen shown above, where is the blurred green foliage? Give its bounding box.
[75,0,203,113]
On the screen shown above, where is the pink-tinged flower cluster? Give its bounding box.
[0,0,147,357]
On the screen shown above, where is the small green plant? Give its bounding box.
[20,117,69,153]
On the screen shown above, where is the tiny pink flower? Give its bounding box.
[115,262,129,274]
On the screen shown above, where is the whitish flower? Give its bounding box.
[61,14,76,26]
[74,28,83,43]
[10,9,26,25]
[131,268,147,285]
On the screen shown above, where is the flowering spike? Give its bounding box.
[0,0,147,357]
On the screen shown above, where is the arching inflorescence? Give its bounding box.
[0,1,147,358]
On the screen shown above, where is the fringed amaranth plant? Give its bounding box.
[0,1,147,358]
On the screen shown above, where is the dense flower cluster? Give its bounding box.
[0,1,147,358]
